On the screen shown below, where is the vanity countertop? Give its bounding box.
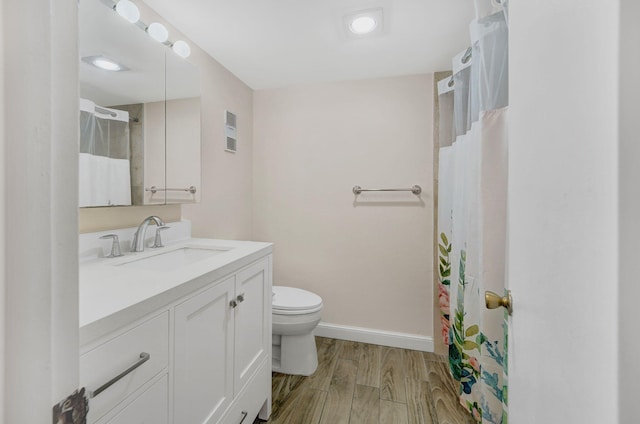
[79,237,272,345]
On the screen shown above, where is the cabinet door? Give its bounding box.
[174,277,235,424]
[234,258,270,394]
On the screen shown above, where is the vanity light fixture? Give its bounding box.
[147,22,169,43]
[345,8,384,37]
[172,40,191,58]
[104,0,191,58]
[114,0,140,23]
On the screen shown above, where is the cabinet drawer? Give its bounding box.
[97,375,168,424]
[81,312,169,423]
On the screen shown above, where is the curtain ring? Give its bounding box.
[462,48,472,64]
[461,47,472,64]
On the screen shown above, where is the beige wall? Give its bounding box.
[181,46,254,240]
[79,1,254,239]
[143,100,166,205]
[79,205,181,233]
[166,98,201,204]
[253,75,434,337]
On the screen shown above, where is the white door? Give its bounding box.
[508,0,619,422]
[174,277,235,424]
[234,258,270,394]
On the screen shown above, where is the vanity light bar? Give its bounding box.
[102,0,191,58]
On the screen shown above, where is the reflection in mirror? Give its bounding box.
[165,48,201,204]
[78,0,201,207]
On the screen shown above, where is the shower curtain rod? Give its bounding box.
[94,106,117,118]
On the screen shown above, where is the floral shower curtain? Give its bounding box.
[437,2,509,423]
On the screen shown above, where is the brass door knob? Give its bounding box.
[485,290,513,315]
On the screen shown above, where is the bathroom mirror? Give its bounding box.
[78,0,201,207]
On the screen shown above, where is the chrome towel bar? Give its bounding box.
[145,185,197,194]
[352,185,422,195]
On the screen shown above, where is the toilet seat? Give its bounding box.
[272,286,323,315]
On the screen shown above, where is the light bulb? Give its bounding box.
[115,0,140,24]
[349,16,377,34]
[147,22,169,43]
[92,57,122,71]
[172,40,191,58]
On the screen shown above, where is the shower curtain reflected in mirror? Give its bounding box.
[437,3,509,423]
[79,98,132,207]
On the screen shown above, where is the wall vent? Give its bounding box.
[225,111,237,153]
[226,137,237,152]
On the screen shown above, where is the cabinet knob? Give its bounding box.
[230,299,238,308]
[236,293,245,303]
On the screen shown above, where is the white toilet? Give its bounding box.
[272,286,323,376]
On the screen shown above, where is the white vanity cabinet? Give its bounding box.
[174,257,271,424]
[80,244,272,424]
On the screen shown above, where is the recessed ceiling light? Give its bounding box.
[81,55,128,72]
[350,16,377,35]
[344,8,384,38]
[93,58,121,71]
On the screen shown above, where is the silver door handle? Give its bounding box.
[239,410,248,423]
[230,299,238,308]
[236,293,245,303]
[89,352,150,398]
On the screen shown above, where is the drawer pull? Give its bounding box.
[239,410,248,423]
[89,352,151,398]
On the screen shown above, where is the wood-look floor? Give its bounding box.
[255,337,475,424]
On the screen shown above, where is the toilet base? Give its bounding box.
[272,332,318,376]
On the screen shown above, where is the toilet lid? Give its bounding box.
[272,286,322,312]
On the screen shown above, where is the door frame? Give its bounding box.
[2,0,79,421]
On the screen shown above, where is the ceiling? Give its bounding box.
[142,0,475,90]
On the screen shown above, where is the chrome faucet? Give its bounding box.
[131,216,165,252]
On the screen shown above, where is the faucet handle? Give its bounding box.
[99,234,124,258]
[152,226,171,248]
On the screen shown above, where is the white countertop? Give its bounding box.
[80,237,272,345]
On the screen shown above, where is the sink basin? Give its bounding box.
[117,245,231,271]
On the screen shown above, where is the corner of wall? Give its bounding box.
[432,70,452,356]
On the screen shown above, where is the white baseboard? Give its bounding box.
[314,322,434,352]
